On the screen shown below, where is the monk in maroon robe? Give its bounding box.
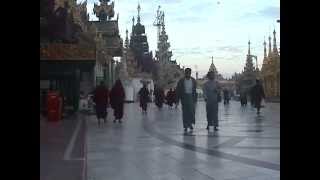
[110,80,125,123]
[93,81,109,126]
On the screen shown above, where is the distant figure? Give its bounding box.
[223,88,230,105]
[240,90,248,106]
[166,88,175,108]
[173,88,179,108]
[176,68,197,133]
[41,90,48,116]
[203,71,220,131]
[79,91,87,111]
[93,81,109,126]
[249,87,255,107]
[109,80,125,123]
[138,84,150,114]
[250,79,266,114]
[217,89,222,103]
[154,86,165,109]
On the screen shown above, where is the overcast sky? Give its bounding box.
[79,0,280,78]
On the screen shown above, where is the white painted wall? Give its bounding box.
[122,77,154,102]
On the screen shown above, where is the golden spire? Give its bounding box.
[132,16,135,33]
[263,37,267,58]
[137,3,141,23]
[268,35,272,57]
[273,29,279,55]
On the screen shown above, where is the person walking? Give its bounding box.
[223,88,230,105]
[109,80,125,123]
[240,89,248,106]
[176,68,197,133]
[166,88,175,108]
[250,79,266,114]
[154,86,165,109]
[138,84,150,114]
[173,88,179,109]
[93,81,109,126]
[203,71,220,131]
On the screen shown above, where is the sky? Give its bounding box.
[79,0,280,79]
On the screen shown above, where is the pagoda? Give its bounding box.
[260,30,280,99]
[129,3,154,73]
[153,6,183,89]
[238,40,259,93]
[208,56,223,80]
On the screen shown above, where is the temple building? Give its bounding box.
[90,0,123,88]
[260,30,280,100]
[40,0,96,112]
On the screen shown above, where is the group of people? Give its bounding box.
[175,68,221,132]
[239,79,266,114]
[92,80,125,126]
[173,68,266,133]
[91,68,266,132]
[154,87,178,109]
[138,86,179,113]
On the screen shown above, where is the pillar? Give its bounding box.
[73,69,80,112]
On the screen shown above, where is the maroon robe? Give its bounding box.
[110,80,125,119]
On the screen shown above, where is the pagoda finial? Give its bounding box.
[137,3,141,23]
[268,35,272,57]
[273,29,279,55]
[248,40,251,55]
[209,56,217,74]
[161,12,165,33]
[263,36,267,58]
[125,29,129,48]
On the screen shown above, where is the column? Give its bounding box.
[74,69,81,112]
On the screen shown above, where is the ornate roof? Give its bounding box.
[40,43,95,60]
[93,0,115,21]
[90,20,119,35]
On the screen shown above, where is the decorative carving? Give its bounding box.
[40,43,95,60]
[93,0,115,21]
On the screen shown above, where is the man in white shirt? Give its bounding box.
[176,68,197,133]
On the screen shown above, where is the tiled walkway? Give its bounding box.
[40,114,86,180]
[87,101,280,180]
